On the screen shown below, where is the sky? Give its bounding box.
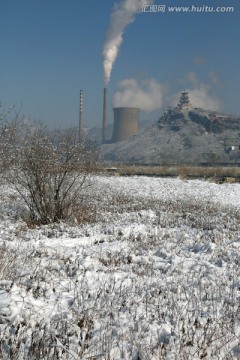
[0,0,239,130]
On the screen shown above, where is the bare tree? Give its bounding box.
[0,102,23,173]
[7,124,99,224]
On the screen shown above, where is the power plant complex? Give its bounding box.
[78,88,240,165]
[78,87,140,144]
[76,88,139,144]
[79,89,236,149]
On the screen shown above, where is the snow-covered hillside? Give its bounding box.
[101,116,240,165]
[0,176,240,359]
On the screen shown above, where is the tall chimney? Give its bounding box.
[79,89,83,141]
[102,87,108,144]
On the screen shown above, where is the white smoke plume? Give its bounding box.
[172,72,221,111]
[113,78,164,111]
[188,84,221,111]
[103,0,154,85]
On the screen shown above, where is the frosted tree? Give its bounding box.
[6,124,99,224]
[0,102,23,173]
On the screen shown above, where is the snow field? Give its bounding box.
[0,176,240,359]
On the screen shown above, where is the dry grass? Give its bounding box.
[0,244,18,281]
[0,206,240,358]
[1,176,240,358]
[104,165,240,181]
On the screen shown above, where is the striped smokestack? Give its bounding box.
[79,89,83,141]
[102,87,108,144]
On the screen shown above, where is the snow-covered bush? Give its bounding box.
[5,125,99,225]
[0,102,23,174]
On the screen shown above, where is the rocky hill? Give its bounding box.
[101,108,240,165]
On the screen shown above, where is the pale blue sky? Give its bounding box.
[0,0,239,129]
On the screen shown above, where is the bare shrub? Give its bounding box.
[6,125,99,225]
[0,102,24,174]
[0,244,17,281]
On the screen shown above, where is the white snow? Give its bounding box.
[0,176,240,359]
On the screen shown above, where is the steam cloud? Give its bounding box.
[188,85,221,111]
[113,78,164,111]
[103,0,154,85]
[186,72,221,111]
[172,72,221,111]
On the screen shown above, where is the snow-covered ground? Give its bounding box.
[0,176,240,359]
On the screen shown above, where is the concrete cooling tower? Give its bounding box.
[112,107,139,143]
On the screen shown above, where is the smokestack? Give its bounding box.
[112,107,139,143]
[79,90,83,141]
[102,87,108,143]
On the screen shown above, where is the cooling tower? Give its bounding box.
[112,107,139,143]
